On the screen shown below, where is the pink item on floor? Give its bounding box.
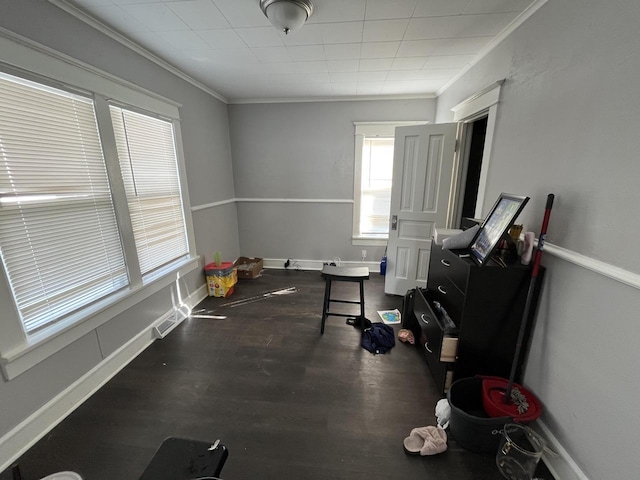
[398,328,415,344]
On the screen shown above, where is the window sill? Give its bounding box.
[352,236,388,247]
[0,255,200,381]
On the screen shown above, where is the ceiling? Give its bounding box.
[58,0,539,103]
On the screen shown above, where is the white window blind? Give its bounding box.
[109,106,188,276]
[359,137,394,236]
[0,72,128,333]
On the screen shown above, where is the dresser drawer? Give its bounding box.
[414,289,458,390]
[426,276,464,324]
[430,246,470,292]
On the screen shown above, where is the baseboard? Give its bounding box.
[0,297,197,473]
[534,419,589,480]
[190,283,209,306]
[263,258,380,272]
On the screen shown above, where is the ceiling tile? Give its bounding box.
[204,47,259,65]
[419,68,460,79]
[166,0,230,30]
[307,0,366,23]
[464,0,533,14]
[412,0,471,18]
[391,57,428,70]
[323,43,361,60]
[278,72,331,84]
[86,5,150,32]
[289,61,328,74]
[362,19,409,42]
[159,29,210,51]
[423,54,475,69]
[320,22,364,45]
[365,0,418,20]
[382,80,436,94]
[359,58,394,72]
[396,39,439,57]
[286,45,325,62]
[434,36,493,55]
[386,70,431,80]
[329,71,359,83]
[327,60,360,73]
[356,82,384,95]
[331,82,358,95]
[360,42,400,59]
[210,0,271,28]
[62,0,539,100]
[357,71,388,82]
[120,3,189,31]
[252,46,290,63]
[196,28,246,49]
[236,26,284,47]
[75,0,116,6]
[279,24,323,46]
[405,13,518,40]
[110,0,156,4]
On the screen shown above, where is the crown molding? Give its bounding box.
[228,93,436,105]
[436,0,549,97]
[47,0,228,104]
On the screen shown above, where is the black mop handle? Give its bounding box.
[504,194,554,402]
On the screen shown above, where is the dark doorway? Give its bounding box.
[459,116,487,223]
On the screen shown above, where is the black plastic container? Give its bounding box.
[447,377,514,453]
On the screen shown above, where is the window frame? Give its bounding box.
[352,122,428,246]
[0,33,197,380]
[0,72,130,334]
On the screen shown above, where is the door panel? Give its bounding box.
[384,123,457,295]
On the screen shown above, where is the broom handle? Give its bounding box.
[505,194,554,402]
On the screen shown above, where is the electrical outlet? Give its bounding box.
[361,249,367,260]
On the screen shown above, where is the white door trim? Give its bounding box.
[451,80,504,218]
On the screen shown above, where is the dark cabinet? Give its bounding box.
[408,243,541,393]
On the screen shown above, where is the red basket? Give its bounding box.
[481,376,542,422]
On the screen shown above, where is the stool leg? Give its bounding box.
[359,279,365,320]
[321,278,331,334]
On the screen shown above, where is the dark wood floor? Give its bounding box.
[3,269,551,479]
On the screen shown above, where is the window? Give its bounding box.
[359,136,394,236]
[110,106,188,275]
[353,122,426,245]
[0,70,190,335]
[0,72,128,333]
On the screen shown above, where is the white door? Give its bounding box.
[384,123,457,295]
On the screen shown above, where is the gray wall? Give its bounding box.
[228,99,436,263]
[436,1,640,477]
[0,0,238,443]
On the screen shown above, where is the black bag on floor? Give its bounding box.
[401,288,419,339]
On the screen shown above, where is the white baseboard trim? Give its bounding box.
[262,258,380,273]
[190,283,209,305]
[0,290,205,474]
[0,326,155,473]
[535,419,589,480]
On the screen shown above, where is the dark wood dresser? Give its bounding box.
[407,243,542,393]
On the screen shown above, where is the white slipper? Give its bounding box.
[403,426,448,456]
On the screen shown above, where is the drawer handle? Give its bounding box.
[440,259,451,267]
[424,341,433,354]
[420,313,429,324]
[437,285,447,295]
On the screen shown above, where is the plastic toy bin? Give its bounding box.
[205,262,237,297]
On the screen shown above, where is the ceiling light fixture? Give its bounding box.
[260,0,314,35]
